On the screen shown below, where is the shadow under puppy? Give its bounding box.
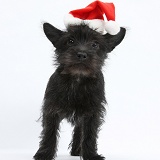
[34,23,125,160]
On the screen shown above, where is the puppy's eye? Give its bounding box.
[68,39,74,45]
[91,42,99,49]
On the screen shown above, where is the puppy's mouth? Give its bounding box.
[61,62,94,76]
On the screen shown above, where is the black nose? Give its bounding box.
[77,52,87,60]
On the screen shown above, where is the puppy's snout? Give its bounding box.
[77,52,87,60]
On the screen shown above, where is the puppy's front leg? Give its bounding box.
[81,114,105,160]
[34,112,61,160]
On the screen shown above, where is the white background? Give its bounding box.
[0,0,160,160]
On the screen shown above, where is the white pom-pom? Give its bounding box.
[105,20,120,35]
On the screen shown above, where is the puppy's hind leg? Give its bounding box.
[69,122,82,156]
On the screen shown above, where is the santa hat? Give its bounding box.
[64,0,120,35]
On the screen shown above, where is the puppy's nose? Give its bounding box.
[77,52,87,60]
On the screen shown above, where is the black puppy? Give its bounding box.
[34,23,126,160]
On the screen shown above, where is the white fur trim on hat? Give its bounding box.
[64,14,105,34]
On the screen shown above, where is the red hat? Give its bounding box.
[64,0,120,35]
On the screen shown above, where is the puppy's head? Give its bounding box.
[43,23,126,77]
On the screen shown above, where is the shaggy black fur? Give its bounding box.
[34,23,126,160]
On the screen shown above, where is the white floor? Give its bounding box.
[0,153,137,160]
[0,151,159,160]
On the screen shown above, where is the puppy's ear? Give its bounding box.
[103,27,126,52]
[43,23,63,47]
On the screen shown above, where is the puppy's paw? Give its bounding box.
[70,149,80,156]
[89,155,105,160]
[70,151,80,156]
[33,150,53,160]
